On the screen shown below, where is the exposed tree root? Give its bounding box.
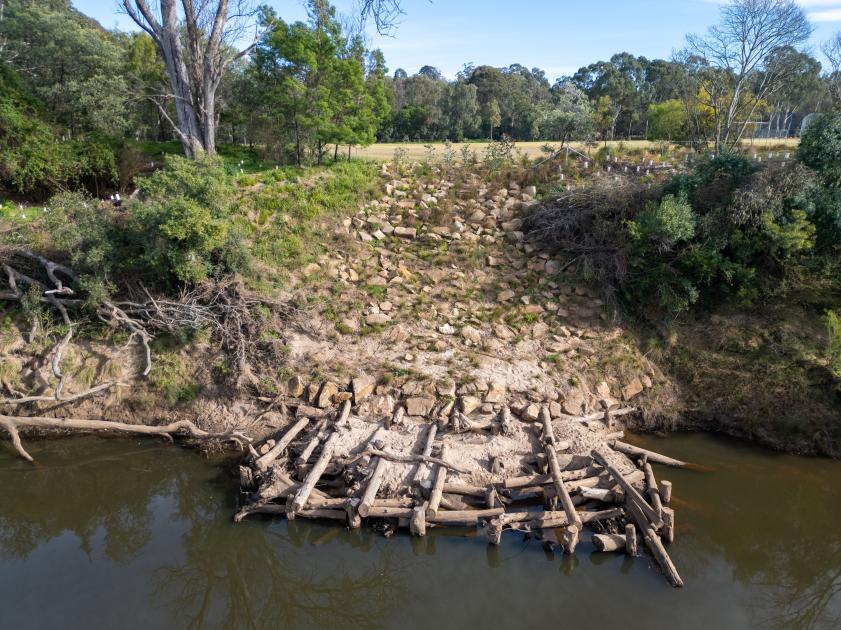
[0,381,123,406]
[0,413,252,463]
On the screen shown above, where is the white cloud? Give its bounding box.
[809,7,841,20]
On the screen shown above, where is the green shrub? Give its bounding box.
[42,156,249,292]
[799,109,841,188]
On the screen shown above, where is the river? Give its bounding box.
[1,432,840,629]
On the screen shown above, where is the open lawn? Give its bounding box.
[353,138,800,161]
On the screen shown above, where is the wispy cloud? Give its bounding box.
[809,7,841,21]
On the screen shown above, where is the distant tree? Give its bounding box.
[418,65,443,81]
[679,0,813,151]
[535,82,593,145]
[824,32,841,105]
[647,100,687,141]
[444,81,480,140]
[483,98,501,140]
[759,47,826,137]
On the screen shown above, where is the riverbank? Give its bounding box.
[1,146,839,462]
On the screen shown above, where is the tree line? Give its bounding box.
[2,0,841,197]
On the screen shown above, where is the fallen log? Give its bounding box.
[592,533,626,552]
[442,482,487,497]
[357,426,389,518]
[364,505,414,519]
[542,407,581,528]
[290,431,339,514]
[591,450,663,529]
[428,508,504,524]
[426,443,448,518]
[0,414,250,463]
[580,487,624,504]
[410,504,427,536]
[643,459,664,521]
[502,466,593,489]
[345,448,469,474]
[254,417,310,471]
[662,507,675,544]
[412,423,437,483]
[531,507,624,529]
[609,441,687,467]
[337,399,352,424]
[625,523,637,556]
[625,498,683,587]
[659,480,673,505]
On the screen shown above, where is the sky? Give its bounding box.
[74,0,841,82]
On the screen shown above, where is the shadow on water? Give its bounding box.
[1,432,840,629]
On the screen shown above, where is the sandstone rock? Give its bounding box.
[524,185,537,197]
[461,326,482,344]
[459,395,481,415]
[521,403,541,422]
[302,262,321,276]
[622,378,644,401]
[286,375,305,398]
[497,290,515,302]
[366,313,391,326]
[436,381,456,397]
[485,381,506,404]
[317,382,339,408]
[642,374,653,388]
[352,375,375,403]
[596,381,611,399]
[394,226,416,239]
[549,401,563,418]
[405,397,436,417]
[438,323,456,335]
[562,392,585,416]
[371,394,395,416]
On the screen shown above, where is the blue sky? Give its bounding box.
[75,0,841,82]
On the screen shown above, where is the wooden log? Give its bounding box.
[296,429,324,468]
[542,407,581,528]
[625,523,637,556]
[532,507,624,529]
[305,497,349,509]
[503,466,593,489]
[290,432,339,514]
[426,443,448,518]
[358,457,388,518]
[239,465,254,490]
[591,450,663,529]
[626,498,683,587]
[643,460,664,521]
[487,518,503,545]
[348,449,469,474]
[255,417,310,471]
[365,506,414,519]
[662,507,675,544]
[427,508,504,524]
[659,480,672,505]
[609,441,687,467]
[592,533,626,552]
[337,399,352,424]
[387,405,404,429]
[442,482,486,497]
[561,525,579,554]
[579,487,624,504]
[410,503,427,537]
[412,423,438,483]
[357,427,390,518]
[298,508,348,521]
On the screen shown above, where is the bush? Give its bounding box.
[799,109,841,188]
[42,156,249,292]
[827,310,841,376]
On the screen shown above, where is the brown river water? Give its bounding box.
[1,432,840,630]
